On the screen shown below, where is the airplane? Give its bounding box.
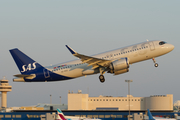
[9,40,174,83]
[56,108,101,120]
[147,109,175,120]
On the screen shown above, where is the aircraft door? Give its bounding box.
[148,42,155,51]
[43,69,50,78]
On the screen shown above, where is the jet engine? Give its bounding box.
[108,58,129,75]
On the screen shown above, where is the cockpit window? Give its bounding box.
[159,41,166,45]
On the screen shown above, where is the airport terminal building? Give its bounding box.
[68,90,173,111]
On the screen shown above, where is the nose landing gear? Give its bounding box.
[152,58,158,67]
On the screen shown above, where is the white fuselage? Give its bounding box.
[48,40,174,79]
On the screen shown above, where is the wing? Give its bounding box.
[66,45,112,69]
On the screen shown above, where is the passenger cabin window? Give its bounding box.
[159,41,166,45]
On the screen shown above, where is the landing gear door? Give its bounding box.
[43,69,50,78]
[148,42,155,51]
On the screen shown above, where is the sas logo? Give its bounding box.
[21,62,37,72]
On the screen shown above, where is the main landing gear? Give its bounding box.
[152,58,158,67]
[99,75,105,83]
[99,67,106,83]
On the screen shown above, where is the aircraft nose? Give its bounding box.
[167,44,174,51]
[169,44,174,50]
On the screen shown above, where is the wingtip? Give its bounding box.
[65,45,76,54]
[9,48,19,52]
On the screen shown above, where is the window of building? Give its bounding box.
[117,115,122,118]
[125,99,127,101]
[5,115,11,118]
[123,115,127,118]
[141,99,143,101]
[87,115,93,118]
[122,99,124,101]
[106,99,108,101]
[81,115,86,118]
[111,115,116,118]
[99,115,104,118]
[93,115,98,118]
[119,99,121,101]
[105,115,110,118]
[0,115,4,118]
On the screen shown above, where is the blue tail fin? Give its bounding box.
[9,48,44,74]
[147,109,155,120]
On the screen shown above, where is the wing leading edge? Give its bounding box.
[65,45,111,69]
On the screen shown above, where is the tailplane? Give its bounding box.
[9,48,44,74]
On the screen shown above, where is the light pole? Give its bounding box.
[60,96,61,105]
[125,80,133,120]
[50,94,52,104]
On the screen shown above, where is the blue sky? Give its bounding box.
[0,1,180,107]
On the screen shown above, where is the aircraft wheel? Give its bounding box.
[154,63,158,67]
[99,75,105,83]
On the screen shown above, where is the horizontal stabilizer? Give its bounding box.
[14,74,33,78]
[14,74,36,79]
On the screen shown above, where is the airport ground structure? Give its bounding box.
[0,109,179,120]
[0,88,179,120]
[68,90,173,111]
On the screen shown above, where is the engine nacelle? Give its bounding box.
[109,58,129,73]
[114,68,129,75]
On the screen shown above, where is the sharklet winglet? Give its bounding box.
[65,45,76,55]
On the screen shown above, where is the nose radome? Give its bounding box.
[168,44,174,51]
[170,44,174,50]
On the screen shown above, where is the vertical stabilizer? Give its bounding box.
[9,48,44,74]
[57,109,66,120]
[147,109,155,120]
